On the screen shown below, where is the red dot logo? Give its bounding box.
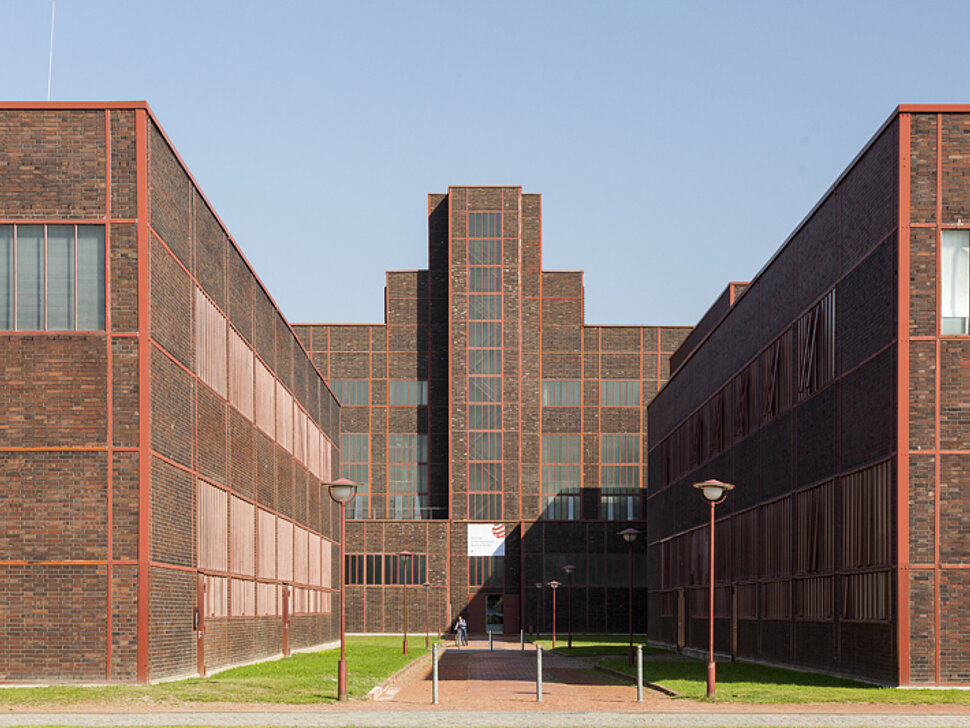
[492,523,505,539]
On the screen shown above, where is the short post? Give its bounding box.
[432,642,439,705]
[536,645,543,702]
[520,629,524,651]
[489,631,493,652]
[636,644,643,703]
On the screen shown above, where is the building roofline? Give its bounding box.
[664,104,911,384]
[0,100,339,404]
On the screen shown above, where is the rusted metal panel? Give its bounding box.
[230,578,255,617]
[276,381,294,453]
[309,533,322,587]
[256,582,277,616]
[204,574,228,618]
[293,525,309,584]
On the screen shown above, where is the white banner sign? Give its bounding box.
[467,523,506,556]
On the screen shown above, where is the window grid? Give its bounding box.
[0,224,105,331]
[600,434,640,519]
[542,435,581,521]
[387,434,429,519]
[467,213,503,522]
[542,380,581,406]
[341,434,369,519]
[388,380,428,406]
[600,380,640,406]
[331,379,369,406]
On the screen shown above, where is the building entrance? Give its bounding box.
[486,595,503,633]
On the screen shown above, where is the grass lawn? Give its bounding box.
[0,636,430,706]
[529,633,661,659]
[601,657,970,705]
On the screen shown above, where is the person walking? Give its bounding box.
[454,616,468,648]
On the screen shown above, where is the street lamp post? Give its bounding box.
[562,564,576,650]
[400,551,412,656]
[423,581,431,649]
[535,582,543,636]
[693,479,735,700]
[548,580,560,649]
[327,477,358,702]
[619,527,640,666]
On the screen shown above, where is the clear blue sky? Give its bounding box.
[3,0,970,326]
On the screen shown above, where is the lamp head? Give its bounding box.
[563,564,576,575]
[327,478,358,504]
[400,550,412,562]
[535,582,543,590]
[548,580,560,590]
[693,479,735,502]
[618,527,640,544]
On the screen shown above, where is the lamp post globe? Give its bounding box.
[326,478,358,702]
[692,479,735,699]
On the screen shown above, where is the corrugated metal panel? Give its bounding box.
[195,288,227,398]
[278,518,294,583]
[230,578,256,617]
[307,425,320,480]
[229,327,254,421]
[322,539,332,589]
[276,381,293,453]
[323,439,333,483]
[294,409,307,468]
[230,495,255,577]
[309,533,322,586]
[198,480,228,572]
[257,508,276,579]
[841,460,892,568]
[253,356,275,438]
[762,497,791,578]
[256,582,277,616]
[204,575,228,618]
[293,526,309,584]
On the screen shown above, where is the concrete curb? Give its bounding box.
[593,663,681,697]
[367,648,439,700]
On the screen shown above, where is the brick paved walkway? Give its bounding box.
[382,637,691,711]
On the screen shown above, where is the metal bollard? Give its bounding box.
[536,645,543,701]
[636,644,643,702]
[432,642,439,704]
[520,629,524,651]
[489,631,493,651]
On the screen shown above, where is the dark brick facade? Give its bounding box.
[303,187,687,637]
[0,104,340,683]
[647,107,970,686]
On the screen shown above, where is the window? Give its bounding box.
[388,380,428,406]
[345,554,388,585]
[542,435,581,520]
[469,404,501,429]
[600,435,640,519]
[388,434,429,519]
[542,380,580,406]
[384,553,427,585]
[331,379,369,406]
[469,294,501,320]
[600,381,640,406]
[340,434,369,519]
[0,224,105,331]
[469,555,504,587]
[942,229,970,334]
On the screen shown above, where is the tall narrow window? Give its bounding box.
[331,379,369,406]
[467,212,503,522]
[0,224,105,331]
[542,380,580,406]
[942,229,970,335]
[542,435,581,520]
[341,434,369,519]
[600,434,640,520]
[388,434,429,519]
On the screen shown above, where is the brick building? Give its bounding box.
[298,187,689,637]
[647,105,970,685]
[0,102,342,683]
